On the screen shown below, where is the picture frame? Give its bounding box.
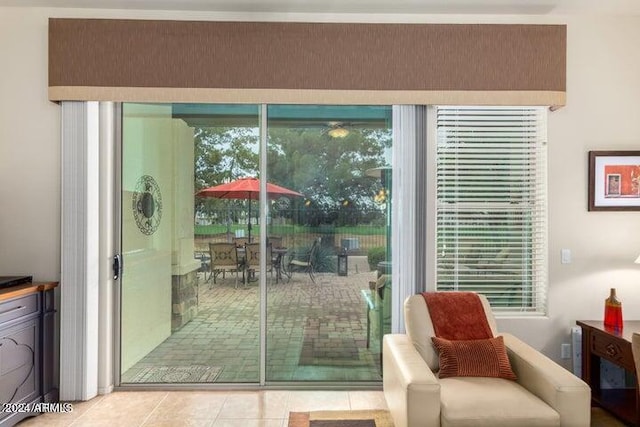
[588,151,640,211]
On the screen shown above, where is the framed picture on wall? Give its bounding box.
[589,151,640,211]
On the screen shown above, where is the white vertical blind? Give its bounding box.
[60,101,100,400]
[391,105,428,333]
[435,106,548,315]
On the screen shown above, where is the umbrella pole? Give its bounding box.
[226,205,231,243]
[247,199,252,242]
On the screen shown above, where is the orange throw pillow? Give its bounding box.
[431,335,517,380]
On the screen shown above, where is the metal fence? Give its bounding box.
[194,209,388,255]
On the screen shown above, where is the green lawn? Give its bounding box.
[194,224,385,236]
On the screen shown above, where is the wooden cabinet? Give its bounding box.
[0,283,58,426]
[577,320,640,426]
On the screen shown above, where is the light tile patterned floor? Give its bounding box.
[15,391,627,427]
[16,390,389,427]
[122,256,384,384]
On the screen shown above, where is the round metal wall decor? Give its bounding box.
[132,175,163,235]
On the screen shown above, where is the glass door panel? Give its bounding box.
[265,105,393,382]
[120,103,261,384]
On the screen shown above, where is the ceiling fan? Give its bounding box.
[325,122,352,138]
[268,117,388,137]
[323,121,391,138]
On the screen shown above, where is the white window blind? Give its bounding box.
[435,106,548,315]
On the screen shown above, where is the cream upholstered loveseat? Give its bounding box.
[383,294,591,427]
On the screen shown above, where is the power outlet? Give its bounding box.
[561,343,571,359]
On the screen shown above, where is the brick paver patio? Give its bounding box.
[122,256,384,384]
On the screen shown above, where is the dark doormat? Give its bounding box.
[288,410,393,427]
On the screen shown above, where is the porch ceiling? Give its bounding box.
[172,104,391,128]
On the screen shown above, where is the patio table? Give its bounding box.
[272,247,290,283]
[236,246,290,283]
[194,251,211,281]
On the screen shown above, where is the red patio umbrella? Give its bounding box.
[196,177,303,241]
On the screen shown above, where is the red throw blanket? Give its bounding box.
[422,292,493,340]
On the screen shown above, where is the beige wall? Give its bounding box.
[503,14,640,366]
[171,118,199,275]
[2,6,640,368]
[0,8,61,280]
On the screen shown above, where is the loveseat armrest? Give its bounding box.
[502,333,591,427]
[383,334,441,427]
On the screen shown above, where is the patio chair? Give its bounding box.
[244,242,273,284]
[209,242,242,289]
[287,238,320,284]
[267,235,283,249]
[267,236,286,282]
[233,237,250,247]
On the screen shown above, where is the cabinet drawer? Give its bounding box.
[591,331,635,372]
[0,294,38,324]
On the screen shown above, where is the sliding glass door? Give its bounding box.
[118,103,392,385]
[265,105,392,382]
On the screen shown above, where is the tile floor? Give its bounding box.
[122,256,386,384]
[16,390,388,427]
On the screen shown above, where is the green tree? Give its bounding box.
[194,127,259,221]
[194,125,391,227]
[267,127,390,225]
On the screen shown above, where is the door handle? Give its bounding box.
[113,254,123,280]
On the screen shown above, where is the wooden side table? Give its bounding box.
[577,320,640,425]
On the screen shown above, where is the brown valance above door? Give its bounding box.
[48,19,566,106]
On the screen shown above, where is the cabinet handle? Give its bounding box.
[0,305,25,316]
